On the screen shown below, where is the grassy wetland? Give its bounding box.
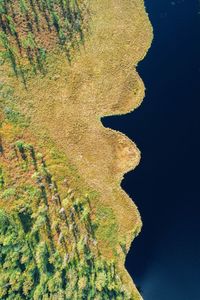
[0,0,152,299]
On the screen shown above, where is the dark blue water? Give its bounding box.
[102,1,200,299]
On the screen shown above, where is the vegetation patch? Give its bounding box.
[0,0,89,81]
[0,116,133,299]
[96,206,119,253]
[0,1,153,298]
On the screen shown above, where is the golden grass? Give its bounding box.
[0,0,153,298]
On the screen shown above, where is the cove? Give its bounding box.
[102,0,200,299]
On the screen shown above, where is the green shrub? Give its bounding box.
[2,187,16,199]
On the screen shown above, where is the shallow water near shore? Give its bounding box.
[103,0,200,299]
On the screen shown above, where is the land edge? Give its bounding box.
[98,9,154,299]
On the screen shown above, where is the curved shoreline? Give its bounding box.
[84,2,154,297]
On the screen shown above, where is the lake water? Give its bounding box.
[102,0,200,299]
